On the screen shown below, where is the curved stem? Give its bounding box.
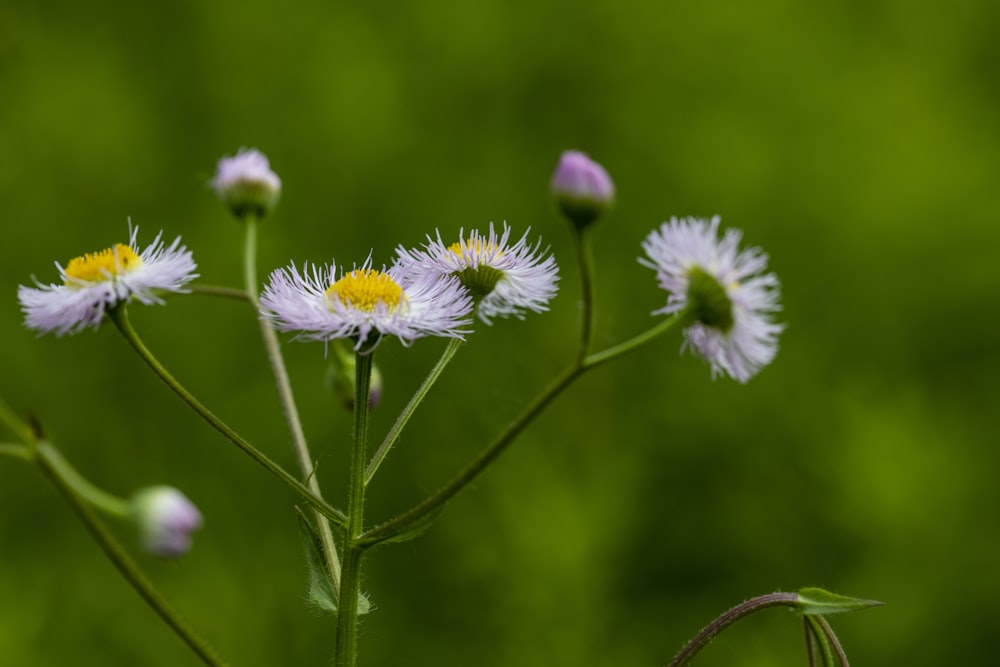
[35,442,130,517]
[108,305,346,527]
[0,395,33,445]
[365,338,463,485]
[34,441,227,667]
[0,443,31,461]
[362,312,689,545]
[188,284,252,303]
[335,351,374,667]
[362,363,582,544]
[582,309,692,370]
[666,593,800,667]
[243,214,342,593]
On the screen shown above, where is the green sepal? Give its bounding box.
[295,507,338,614]
[795,587,883,616]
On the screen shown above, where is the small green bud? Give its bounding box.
[326,346,383,411]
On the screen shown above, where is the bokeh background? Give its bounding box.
[2,1,998,665]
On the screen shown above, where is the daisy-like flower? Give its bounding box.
[641,216,783,383]
[259,257,472,352]
[393,223,559,324]
[211,147,282,218]
[18,225,198,336]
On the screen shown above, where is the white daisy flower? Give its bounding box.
[18,226,198,336]
[211,147,281,218]
[394,223,559,324]
[259,257,472,352]
[641,216,783,383]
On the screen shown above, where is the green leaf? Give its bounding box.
[796,587,883,616]
[295,508,338,614]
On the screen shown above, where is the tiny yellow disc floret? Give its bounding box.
[448,238,500,257]
[448,239,504,300]
[64,244,143,285]
[327,269,404,312]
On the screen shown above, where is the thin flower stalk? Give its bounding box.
[107,305,346,526]
[243,213,342,592]
[33,441,227,667]
[365,337,464,485]
[361,312,689,546]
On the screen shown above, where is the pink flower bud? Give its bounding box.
[131,486,203,558]
[550,150,615,228]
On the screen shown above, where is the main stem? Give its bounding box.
[243,215,342,593]
[334,350,374,666]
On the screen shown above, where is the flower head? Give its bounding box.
[18,225,198,336]
[551,150,615,228]
[259,257,472,352]
[394,223,559,324]
[130,486,203,559]
[641,216,783,383]
[211,148,282,218]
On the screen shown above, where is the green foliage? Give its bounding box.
[2,0,999,665]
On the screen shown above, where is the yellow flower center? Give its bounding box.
[448,238,499,258]
[326,269,404,312]
[63,244,143,285]
[448,238,504,299]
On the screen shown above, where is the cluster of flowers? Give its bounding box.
[18,149,782,384]
[14,149,783,557]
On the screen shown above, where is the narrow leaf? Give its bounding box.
[796,587,883,616]
[295,507,338,614]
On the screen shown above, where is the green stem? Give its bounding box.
[335,351,374,667]
[188,284,252,303]
[806,615,850,667]
[107,304,346,527]
[365,338,463,485]
[582,309,692,370]
[34,441,227,667]
[243,214,342,594]
[362,362,582,544]
[362,312,689,545]
[0,443,31,460]
[573,228,596,363]
[35,442,130,517]
[665,593,800,667]
[0,395,33,445]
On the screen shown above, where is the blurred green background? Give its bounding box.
[2,0,998,665]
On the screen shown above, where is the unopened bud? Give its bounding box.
[211,148,281,219]
[550,150,615,229]
[326,347,383,411]
[130,486,203,558]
